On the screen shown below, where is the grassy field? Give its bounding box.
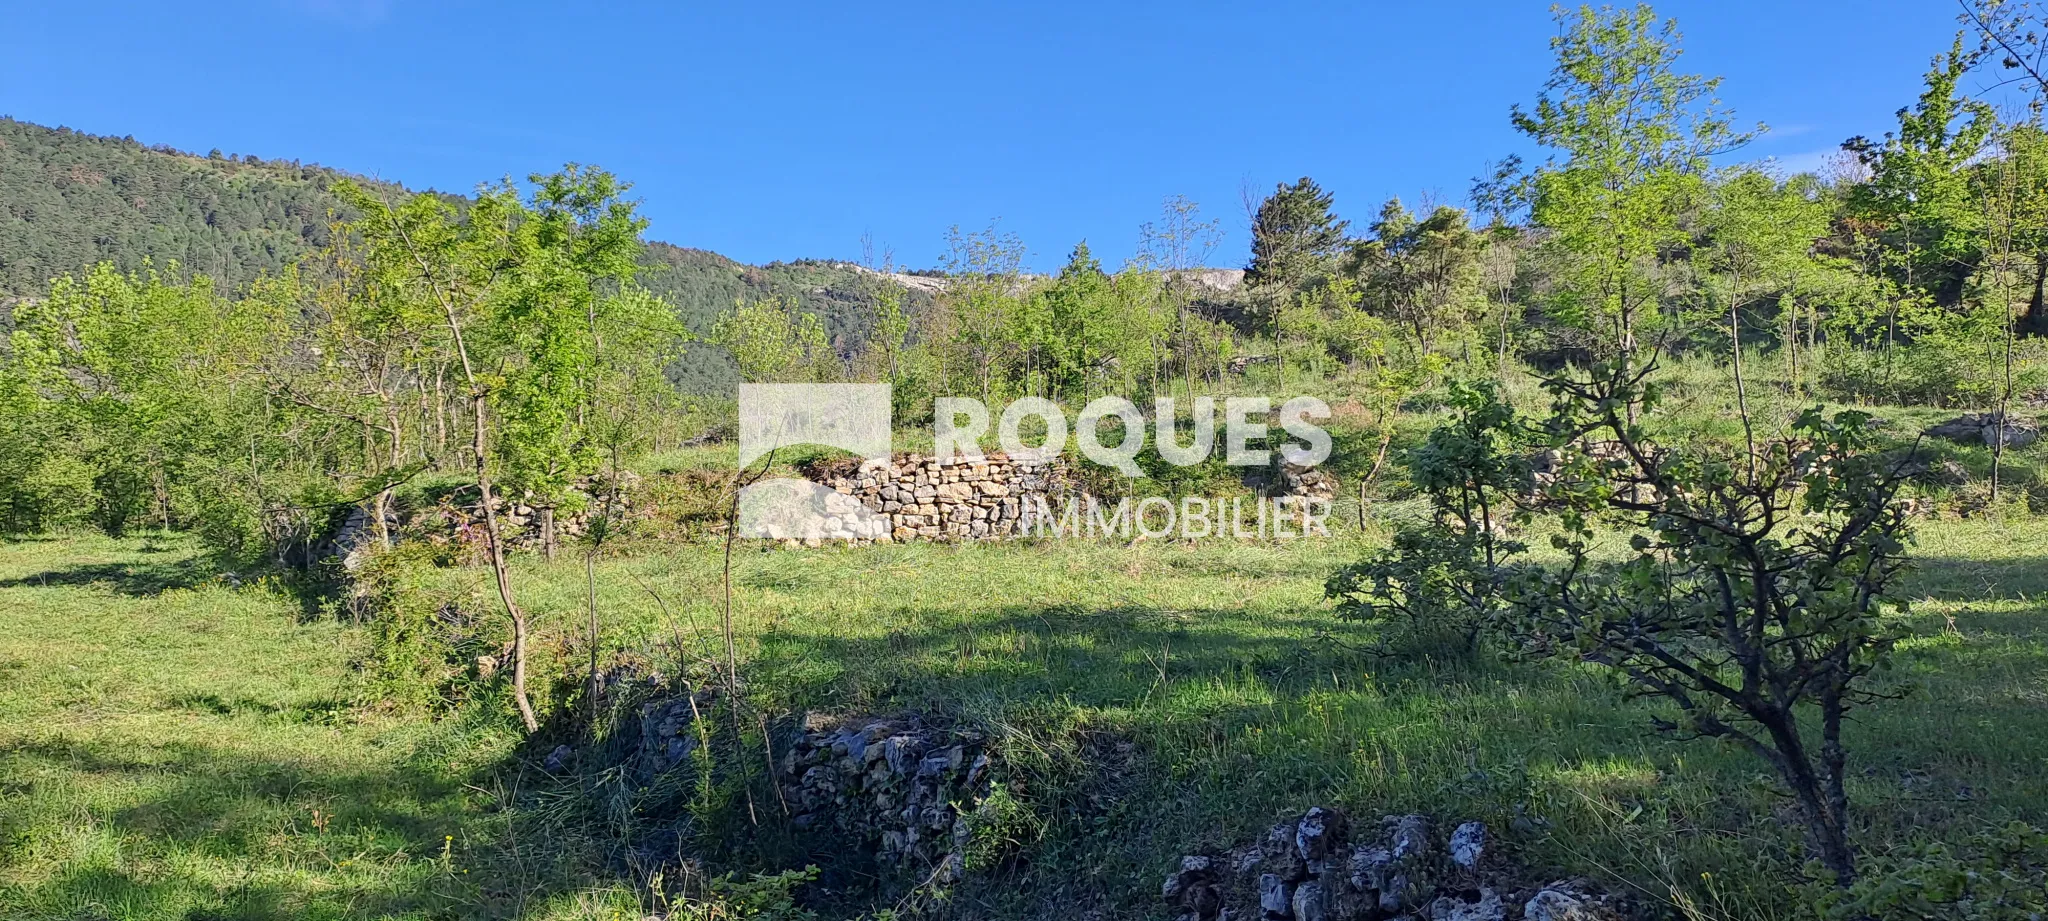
[398,513,2048,919]
[4,506,2046,918]
[0,534,612,920]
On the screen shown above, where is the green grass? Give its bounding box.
[0,534,536,921]
[5,435,2047,919]
[389,514,2048,920]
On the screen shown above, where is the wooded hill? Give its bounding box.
[0,117,927,391]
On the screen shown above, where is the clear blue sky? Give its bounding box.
[3,1,1973,271]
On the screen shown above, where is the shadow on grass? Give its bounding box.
[1903,554,2048,601]
[0,733,478,920]
[743,599,1423,716]
[0,558,211,596]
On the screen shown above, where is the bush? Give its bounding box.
[1809,822,2048,920]
[1817,340,2048,408]
[1325,380,1527,656]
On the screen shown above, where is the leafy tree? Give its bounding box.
[490,166,653,559]
[1691,168,1836,445]
[1511,362,1914,885]
[1035,242,1124,399]
[1349,198,1486,362]
[331,167,661,732]
[712,297,832,383]
[0,336,95,534]
[1845,37,1995,311]
[936,222,1028,401]
[8,264,275,539]
[1326,380,1527,655]
[1510,4,1755,366]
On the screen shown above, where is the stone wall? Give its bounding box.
[799,448,1339,545]
[1161,806,1630,921]
[777,714,993,887]
[808,452,1070,543]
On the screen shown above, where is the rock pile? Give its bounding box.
[1162,807,1626,921]
[634,691,712,781]
[1229,354,1279,375]
[1924,412,2040,449]
[812,452,1070,543]
[318,504,399,572]
[777,714,995,884]
[1259,459,1337,504]
[419,470,647,551]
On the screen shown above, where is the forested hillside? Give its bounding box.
[0,117,400,297]
[0,117,927,391]
[637,242,936,391]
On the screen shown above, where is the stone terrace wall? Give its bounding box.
[807,452,1068,542]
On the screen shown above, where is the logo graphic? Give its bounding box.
[736,384,893,541]
[734,383,1335,543]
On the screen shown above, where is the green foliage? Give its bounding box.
[934,221,1030,402]
[1034,242,1123,398]
[712,297,833,383]
[1818,335,2048,406]
[1811,822,2048,920]
[0,366,93,534]
[1349,199,1487,361]
[1508,362,1916,883]
[1846,36,1996,305]
[1327,381,1527,655]
[0,118,395,298]
[5,263,280,543]
[1245,176,1350,294]
[1510,3,1755,357]
[675,867,820,921]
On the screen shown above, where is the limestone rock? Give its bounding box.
[1925,411,2041,449]
[1523,884,1621,921]
[1430,887,1505,921]
[1291,880,1327,921]
[1449,821,1488,869]
[1258,873,1291,918]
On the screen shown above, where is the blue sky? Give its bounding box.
[3,1,1974,271]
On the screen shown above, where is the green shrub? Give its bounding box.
[1809,822,2048,920]
[1817,340,2048,408]
[1326,380,1527,656]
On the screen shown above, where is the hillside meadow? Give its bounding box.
[5,478,2047,918]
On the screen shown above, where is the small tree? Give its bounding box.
[493,166,651,561]
[1326,380,1527,655]
[1511,4,1755,366]
[1691,168,1836,454]
[712,298,832,384]
[1506,360,1916,885]
[1331,356,1920,884]
[1246,176,1350,296]
[1137,194,1224,401]
[937,221,1028,401]
[1349,198,1486,364]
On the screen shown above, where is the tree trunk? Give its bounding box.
[152,465,172,532]
[539,505,557,563]
[1757,709,1857,885]
[2022,251,2048,338]
[471,394,539,733]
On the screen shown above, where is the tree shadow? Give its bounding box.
[0,558,210,596]
[1902,554,2048,602]
[744,599,1379,716]
[0,732,475,920]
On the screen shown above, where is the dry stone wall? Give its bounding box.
[1161,806,1631,921]
[809,452,1070,543]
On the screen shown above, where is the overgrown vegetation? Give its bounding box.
[6,2,2048,919]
